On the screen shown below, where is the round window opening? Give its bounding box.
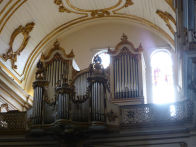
[92,50,110,69]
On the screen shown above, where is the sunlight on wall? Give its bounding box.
[151,50,175,104]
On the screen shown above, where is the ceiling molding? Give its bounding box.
[2,22,35,69]
[156,10,176,35]
[54,0,87,15]
[113,0,134,13]
[165,0,175,12]
[66,0,122,12]
[55,0,134,17]
[0,0,27,34]
[0,0,12,17]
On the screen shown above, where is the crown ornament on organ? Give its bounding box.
[121,33,128,42]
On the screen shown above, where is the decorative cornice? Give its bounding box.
[156,10,176,35]
[2,22,35,69]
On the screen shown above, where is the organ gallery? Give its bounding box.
[29,34,146,127]
[1,0,196,146]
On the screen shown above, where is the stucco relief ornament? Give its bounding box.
[2,22,35,69]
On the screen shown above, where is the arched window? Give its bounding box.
[151,50,175,104]
[92,50,110,68]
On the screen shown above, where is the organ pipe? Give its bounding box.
[112,52,140,99]
[109,34,144,101]
[56,75,74,120]
[32,60,48,125]
[88,56,107,123]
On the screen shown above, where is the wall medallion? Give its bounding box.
[2,22,35,69]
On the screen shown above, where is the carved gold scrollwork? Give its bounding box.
[53,0,133,17]
[91,10,110,17]
[124,0,133,8]
[54,0,71,13]
[156,10,176,35]
[2,22,35,69]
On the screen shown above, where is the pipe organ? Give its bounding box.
[88,58,108,123]
[29,34,145,129]
[41,41,73,105]
[32,61,48,124]
[109,34,145,104]
[72,71,90,122]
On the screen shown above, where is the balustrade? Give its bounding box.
[0,111,26,130]
[120,100,193,128]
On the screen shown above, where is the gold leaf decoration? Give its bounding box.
[54,0,71,13]
[91,10,110,17]
[165,0,175,11]
[124,0,133,8]
[2,22,35,69]
[156,10,176,35]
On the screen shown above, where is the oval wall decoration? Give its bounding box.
[2,22,35,69]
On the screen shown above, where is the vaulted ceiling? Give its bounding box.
[0,0,175,96]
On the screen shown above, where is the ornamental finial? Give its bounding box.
[121,33,128,41]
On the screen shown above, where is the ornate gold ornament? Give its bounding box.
[165,0,175,12]
[156,10,176,35]
[2,22,35,69]
[54,0,133,17]
[124,0,133,8]
[54,0,71,13]
[91,10,110,17]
